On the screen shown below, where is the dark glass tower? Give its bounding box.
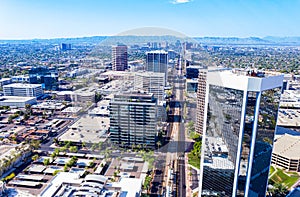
[199,69,283,197]
[146,50,168,85]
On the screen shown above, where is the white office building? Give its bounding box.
[3,83,43,98]
[134,71,165,101]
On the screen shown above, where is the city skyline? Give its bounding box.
[0,0,300,40]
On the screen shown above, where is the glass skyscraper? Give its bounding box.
[199,68,283,197]
[146,50,168,85]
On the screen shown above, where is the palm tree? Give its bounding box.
[156,141,162,149]
[268,183,289,197]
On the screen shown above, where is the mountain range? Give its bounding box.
[1,36,300,46]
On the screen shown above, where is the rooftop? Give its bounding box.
[59,115,109,143]
[0,78,11,82]
[207,68,284,91]
[273,134,300,159]
[3,83,42,88]
[0,96,36,102]
[113,178,142,197]
[134,71,165,77]
[39,172,81,197]
[146,50,168,54]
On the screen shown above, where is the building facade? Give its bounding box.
[0,96,37,108]
[272,134,300,172]
[195,70,207,134]
[61,43,72,50]
[11,75,36,84]
[3,83,43,98]
[0,78,12,87]
[146,50,168,84]
[112,45,128,71]
[134,71,165,101]
[29,66,58,90]
[109,92,157,148]
[199,69,283,197]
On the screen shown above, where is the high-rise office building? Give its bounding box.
[146,50,168,84]
[109,92,158,148]
[195,70,207,134]
[199,68,283,197]
[134,71,165,102]
[112,44,128,71]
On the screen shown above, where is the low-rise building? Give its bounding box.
[3,83,43,98]
[58,115,109,144]
[272,134,300,171]
[56,87,95,103]
[11,75,36,83]
[0,144,32,178]
[0,96,37,108]
[0,78,12,87]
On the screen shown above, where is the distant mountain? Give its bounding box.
[263,36,300,45]
[194,37,272,45]
[98,35,194,46]
[0,36,108,45]
[1,35,300,46]
[194,36,300,46]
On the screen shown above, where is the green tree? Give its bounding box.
[53,170,61,176]
[95,92,102,103]
[23,113,30,120]
[69,146,78,153]
[268,183,289,197]
[30,140,41,150]
[43,158,50,166]
[32,154,39,161]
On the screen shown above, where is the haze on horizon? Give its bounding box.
[0,0,300,40]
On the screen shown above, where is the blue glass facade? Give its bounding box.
[201,85,243,196]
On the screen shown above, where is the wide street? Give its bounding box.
[156,56,188,197]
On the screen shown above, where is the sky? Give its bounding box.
[0,0,300,39]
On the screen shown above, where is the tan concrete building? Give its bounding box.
[272,134,300,171]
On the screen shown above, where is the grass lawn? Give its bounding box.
[270,168,299,188]
[269,165,275,175]
[188,152,200,169]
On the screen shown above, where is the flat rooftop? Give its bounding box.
[16,174,44,181]
[26,165,46,173]
[9,180,42,187]
[0,78,11,82]
[59,115,109,143]
[33,101,65,110]
[0,96,36,102]
[277,109,300,127]
[39,172,82,197]
[146,50,168,54]
[0,144,15,155]
[207,68,284,92]
[273,134,300,159]
[44,166,64,174]
[62,106,82,114]
[3,83,42,88]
